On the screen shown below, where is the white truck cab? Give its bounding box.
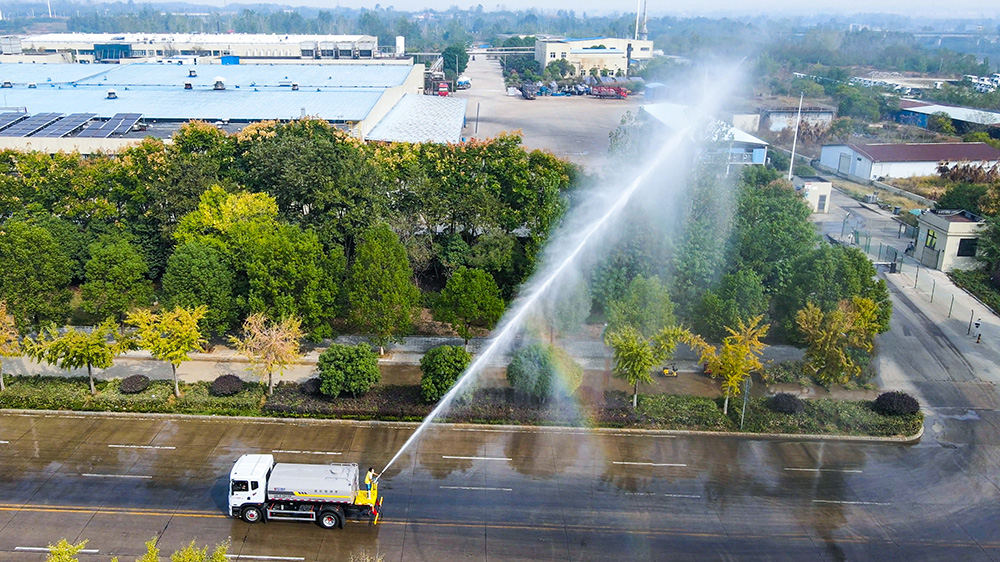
[229,453,272,522]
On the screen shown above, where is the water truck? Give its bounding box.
[228,454,382,529]
[456,75,472,89]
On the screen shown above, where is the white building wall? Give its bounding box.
[870,161,940,179]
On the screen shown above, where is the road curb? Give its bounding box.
[0,408,923,444]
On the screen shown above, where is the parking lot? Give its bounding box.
[453,54,642,173]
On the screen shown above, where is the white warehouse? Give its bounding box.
[819,142,1000,180]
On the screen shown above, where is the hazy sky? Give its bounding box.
[217,0,1000,19]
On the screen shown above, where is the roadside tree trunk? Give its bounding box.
[1,368,5,392]
[87,363,96,395]
[268,370,274,395]
[723,390,730,415]
[633,381,638,409]
[172,364,180,397]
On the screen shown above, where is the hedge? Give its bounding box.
[0,376,923,438]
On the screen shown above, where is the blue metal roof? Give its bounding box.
[0,62,413,89]
[0,85,383,121]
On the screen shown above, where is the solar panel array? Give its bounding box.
[0,113,64,137]
[0,112,28,132]
[33,113,97,138]
[77,113,142,138]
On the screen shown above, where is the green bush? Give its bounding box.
[420,345,472,403]
[0,376,92,410]
[727,396,923,436]
[318,343,381,397]
[175,380,265,416]
[87,379,173,413]
[506,342,583,401]
[949,269,1000,314]
[636,394,732,430]
[768,393,804,414]
[873,391,920,416]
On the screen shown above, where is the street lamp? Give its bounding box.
[840,212,852,241]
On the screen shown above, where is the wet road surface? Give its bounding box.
[1,411,997,561]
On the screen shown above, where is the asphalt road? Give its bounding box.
[0,410,998,562]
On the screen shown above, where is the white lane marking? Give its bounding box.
[785,467,863,474]
[56,415,87,419]
[447,428,673,438]
[442,455,512,461]
[812,499,889,506]
[0,440,8,444]
[81,473,152,479]
[16,547,100,553]
[272,450,341,455]
[108,444,175,450]
[440,485,513,492]
[613,461,687,467]
[625,492,701,498]
[226,554,305,560]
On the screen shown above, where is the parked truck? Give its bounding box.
[228,454,382,529]
[591,85,628,99]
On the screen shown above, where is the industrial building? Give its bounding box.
[10,33,388,62]
[534,37,654,76]
[898,100,1000,134]
[0,60,466,151]
[819,142,1000,180]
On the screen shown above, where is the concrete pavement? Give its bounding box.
[1,411,997,561]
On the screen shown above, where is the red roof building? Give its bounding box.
[819,142,1000,180]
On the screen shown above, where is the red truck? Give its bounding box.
[591,86,628,99]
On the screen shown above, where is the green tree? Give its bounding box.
[435,267,504,345]
[547,276,591,339]
[0,301,19,392]
[168,540,229,562]
[442,42,470,75]
[936,183,989,215]
[317,343,381,397]
[607,274,675,338]
[694,270,769,342]
[230,313,304,395]
[81,237,153,321]
[162,241,236,337]
[506,342,583,401]
[127,306,208,397]
[26,319,132,395]
[928,111,957,135]
[607,325,686,408]
[349,223,420,353]
[420,345,472,403]
[0,220,72,330]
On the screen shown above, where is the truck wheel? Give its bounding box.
[318,511,341,529]
[241,506,263,524]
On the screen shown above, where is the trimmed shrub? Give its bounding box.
[506,342,583,401]
[874,391,920,416]
[318,343,380,398]
[177,380,264,416]
[120,374,150,395]
[768,392,804,414]
[420,345,472,403]
[299,377,322,395]
[210,374,244,397]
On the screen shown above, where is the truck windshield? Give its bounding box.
[232,480,249,493]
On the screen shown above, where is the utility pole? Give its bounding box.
[787,91,804,182]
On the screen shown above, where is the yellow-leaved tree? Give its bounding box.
[796,297,879,386]
[686,315,769,415]
[127,306,208,397]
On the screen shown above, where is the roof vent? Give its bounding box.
[213,77,226,91]
[107,89,117,99]
[27,82,36,89]
[184,81,193,90]
[188,68,197,77]
[1,81,11,88]
[291,82,299,91]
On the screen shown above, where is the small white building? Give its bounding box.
[641,103,768,166]
[792,176,832,213]
[914,209,985,271]
[534,37,654,76]
[819,142,1000,181]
